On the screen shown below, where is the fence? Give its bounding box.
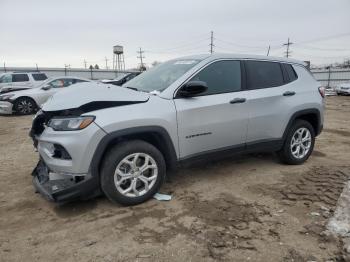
[2,65,349,86]
[311,68,350,87]
[0,66,138,80]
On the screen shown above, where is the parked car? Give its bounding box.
[30,54,324,205]
[335,82,350,95]
[101,72,141,86]
[0,76,90,115]
[0,72,48,91]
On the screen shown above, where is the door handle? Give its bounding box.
[283,91,296,96]
[230,98,246,104]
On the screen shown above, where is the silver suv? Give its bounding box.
[30,54,325,205]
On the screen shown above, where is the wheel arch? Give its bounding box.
[89,126,178,179]
[14,96,38,108]
[283,109,322,140]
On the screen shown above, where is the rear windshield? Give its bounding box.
[32,73,48,81]
[124,59,201,92]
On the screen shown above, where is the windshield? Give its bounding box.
[124,59,201,92]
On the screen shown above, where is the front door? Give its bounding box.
[174,60,249,159]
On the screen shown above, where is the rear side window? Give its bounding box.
[32,73,48,81]
[12,74,29,82]
[190,60,241,95]
[284,64,298,82]
[73,79,87,83]
[245,61,284,89]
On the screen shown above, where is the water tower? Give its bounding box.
[113,45,125,71]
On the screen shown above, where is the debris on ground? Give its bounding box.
[153,193,172,201]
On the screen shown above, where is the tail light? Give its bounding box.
[318,86,325,98]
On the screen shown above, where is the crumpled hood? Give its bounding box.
[42,82,150,112]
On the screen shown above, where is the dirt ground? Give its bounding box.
[0,96,349,262]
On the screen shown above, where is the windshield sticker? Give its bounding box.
[174,60,198,65]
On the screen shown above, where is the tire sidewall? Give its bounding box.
[100,140,166,205]
[283,120,315,164]
[14,97,36,115]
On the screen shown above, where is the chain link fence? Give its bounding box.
[311,68,350,87]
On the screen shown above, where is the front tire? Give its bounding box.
[100,140,166,205]
[14,97,37,115]
[278,120,315,165]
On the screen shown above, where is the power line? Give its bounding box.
[210,31,214,54]
[267,45,271,56]
[104,56,109,69]
[283,38,293,58]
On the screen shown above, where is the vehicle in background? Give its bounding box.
[325,86,337,96]
[335,82,350,95]
[30,54,324,206]
[0,76,91,115]
[0,72,48,91]
[101,72,141,86]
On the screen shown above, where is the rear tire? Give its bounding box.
[14,97,37,115]
[100,140,166,205]
[278,120,315,165]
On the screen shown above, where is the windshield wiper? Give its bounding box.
[124,86,138,91]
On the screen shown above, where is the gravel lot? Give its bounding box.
[0,96,349,262]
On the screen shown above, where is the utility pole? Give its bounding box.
[210,31,214,54]
[36,63,39,72]
[266,45,271,56]
[104,57,109,69]
[3,62,6,72]
[84,59,87,69]
[283,38,293,58]
[137,47,145,71]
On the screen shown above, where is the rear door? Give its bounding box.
[12,74,31,87]
[174,60,249,159]
[244,60,300,144]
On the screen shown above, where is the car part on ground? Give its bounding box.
[30,53,324,205]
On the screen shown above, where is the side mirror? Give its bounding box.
[41,85,51,91]
[177,81,208,97]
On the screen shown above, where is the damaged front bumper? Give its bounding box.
[0,101,13,114]
[32,160,100,203]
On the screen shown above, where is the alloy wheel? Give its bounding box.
[114,153,158,197]
[290,127,312,159]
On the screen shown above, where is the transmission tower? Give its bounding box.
[283,38,293,58]
[137,47,146,71]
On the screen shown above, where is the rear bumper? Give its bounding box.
[32,160,100,203]
[0,101,13,114]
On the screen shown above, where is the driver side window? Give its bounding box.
[189,60,241,96]
[49,79,65,88]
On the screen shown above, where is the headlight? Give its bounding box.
[0,94,15,101]
[48,116,95,131]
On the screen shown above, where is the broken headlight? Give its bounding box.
[48,116,95,131]
[0,94,15,101]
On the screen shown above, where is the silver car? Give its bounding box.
[30,54,325,205]
[0,76,91,115]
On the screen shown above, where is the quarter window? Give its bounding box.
[245,61,284,89]
[284,64,298,82]
[32,73,48,81]
[189,60,241,95]
[12,74,29,82]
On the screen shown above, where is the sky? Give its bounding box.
[0,0,349,69]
